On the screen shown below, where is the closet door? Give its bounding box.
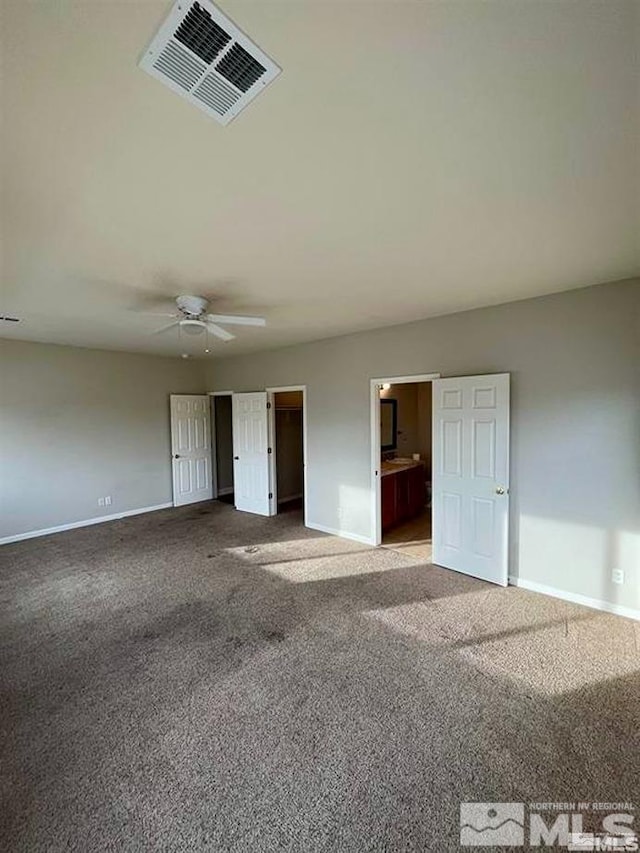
[232,392,271,516]
[170,395,213,506]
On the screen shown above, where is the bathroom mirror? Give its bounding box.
[380,398,398,451]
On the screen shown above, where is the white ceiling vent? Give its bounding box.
[139,0,281,125]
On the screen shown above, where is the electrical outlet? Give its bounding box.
[105,496,112,506]
[611,568,624,585]
[98,497,105,507]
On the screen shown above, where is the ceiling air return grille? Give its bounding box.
[139,0,281,125]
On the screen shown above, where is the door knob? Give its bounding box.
[173,454,181,459]
[233,456,239,460]
[495,486,505,495]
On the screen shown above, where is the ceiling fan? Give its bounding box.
[152,295,266,342]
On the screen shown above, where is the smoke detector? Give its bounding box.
[139,0,281,126]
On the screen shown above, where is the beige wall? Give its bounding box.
[206,279,640,613]
[0,340,204,538]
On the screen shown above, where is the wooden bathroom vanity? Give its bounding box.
[380,460,426,533]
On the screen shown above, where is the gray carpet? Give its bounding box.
[1,502,638,852]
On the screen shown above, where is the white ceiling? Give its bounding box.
[1,0,638,358]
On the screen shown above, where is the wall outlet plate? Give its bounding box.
[611,568,624,585]
[105,496,112,506]
[98,497,105,507]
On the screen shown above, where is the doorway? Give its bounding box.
[371,373,439,553]
[267,386,307,522]
[377,380,434,560]
[370,372,511,586]
[211,392,234,504]
[212,387,307,520]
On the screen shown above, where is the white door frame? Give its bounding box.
[208,391,233,500]
[370,373,440,545]
[266,385,308,523]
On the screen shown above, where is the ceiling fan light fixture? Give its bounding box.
[179,319,206,335]
[177,295,208,316]
[148,294,266,347]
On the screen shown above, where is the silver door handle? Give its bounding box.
[495,486,506,495]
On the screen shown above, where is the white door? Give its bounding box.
[170,395,213,506]
[232,392,270,516]
[432,374,510,585]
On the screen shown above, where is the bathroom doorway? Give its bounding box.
[371,373,439,560]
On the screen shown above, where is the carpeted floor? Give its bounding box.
[1,501,638,852]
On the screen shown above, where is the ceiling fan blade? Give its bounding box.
[151,321,180,335]
[206,322,236,341]
[206,314,266,327]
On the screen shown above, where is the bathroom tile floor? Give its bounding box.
[382,507,432,561]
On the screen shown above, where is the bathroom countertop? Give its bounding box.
[380,459,424,477]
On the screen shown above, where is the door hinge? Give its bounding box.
[268,447,272,454]
[267,401,272,409]
[269,492,273,499]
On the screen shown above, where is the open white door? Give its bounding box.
[232,392,271,516]
[267,391,277,516]
[432,374,510,586]
[170,395,213,506]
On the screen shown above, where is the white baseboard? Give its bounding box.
[277,492,303,505]
[508,576,640,622]
[0,502,174,546]
[305,520,375,547]
[217,487,234,497]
